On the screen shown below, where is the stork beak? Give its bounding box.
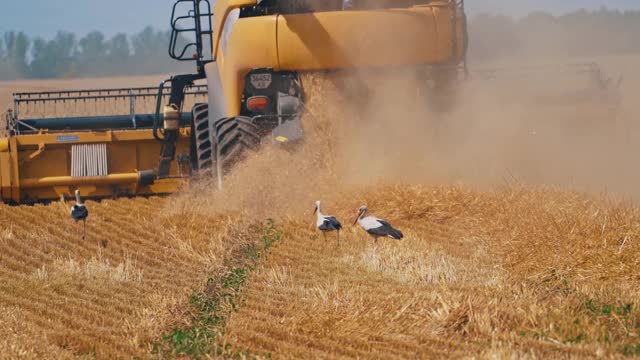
[353,210,362,225]
[313,207,317,216]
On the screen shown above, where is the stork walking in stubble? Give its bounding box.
[354,205,403,243]
[313,200,343,245]
[70,189,89,240]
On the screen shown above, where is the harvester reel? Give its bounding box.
[214,116,260,189]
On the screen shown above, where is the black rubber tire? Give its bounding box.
[213,116,260,188]
[191,103,213,174]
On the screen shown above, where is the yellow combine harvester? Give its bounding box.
[2,0,467,203]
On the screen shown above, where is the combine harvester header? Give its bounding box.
[2,86,207,204]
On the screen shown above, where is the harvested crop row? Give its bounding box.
[0,196,253,358]
[221,185,640,358]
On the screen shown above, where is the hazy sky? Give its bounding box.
[1,0,638,38]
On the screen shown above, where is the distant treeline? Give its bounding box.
[469,8,640,61]
[0,26,190,80]
[1,8,639,80]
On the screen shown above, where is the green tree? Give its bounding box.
[30,32,77,78]
[0,37,8,79]
[77,31,107,75]
[108,33,130,59]
[131,27,174,74]
[30,38,53,78]
[78,31,106,61]
[53,32,77,77]
[104,33,131,75]
[1,32,30,78]
[132,26,164,58]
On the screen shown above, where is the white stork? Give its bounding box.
[353,205,403,242]
[70,189,89,240]
[313,200,343,244]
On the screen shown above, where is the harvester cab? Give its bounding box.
[1,0,468,203]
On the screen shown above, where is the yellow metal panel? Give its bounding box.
[216,7,463,116]
[15,131,112,146]
[20,148,68,178]
[20,179,187,200]
[218,15,279,116]
[21,173,139,189]
[5,128,192,202]
[277,9,453,70]
[432,6,456,62]
[12,129,173,146]
[9,137,20,202]
[144,178,187,195]
[0,139,8,152]
[21,181,182,202]
[108,142,140,173]
[25,187,134,201]
[0,153,11,200]
[212,0,258,59]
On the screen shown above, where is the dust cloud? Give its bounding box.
[188,53,639,220]
[185,5,640,217]
[320,61,637,193]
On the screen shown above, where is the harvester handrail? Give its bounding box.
[14,92,202,103]
[8,84,208,134]
[13,87,162,96]
[13,85,208,102]
[12,85,208,123]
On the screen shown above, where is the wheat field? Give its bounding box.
[0,195,267,358]
[0,57,639,358]
[220,185,640,358]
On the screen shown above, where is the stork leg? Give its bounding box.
[82,219,86,240]
[336,230,340,246]
[323,232,327,243]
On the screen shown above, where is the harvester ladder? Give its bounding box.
[169,0,214,74]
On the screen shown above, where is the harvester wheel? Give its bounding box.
[213,116,260,189]
[191,103,214,174]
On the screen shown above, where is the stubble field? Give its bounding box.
[0,54,639,358]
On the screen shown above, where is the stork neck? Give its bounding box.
[316,206,324,219]
[75,191,82,205]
